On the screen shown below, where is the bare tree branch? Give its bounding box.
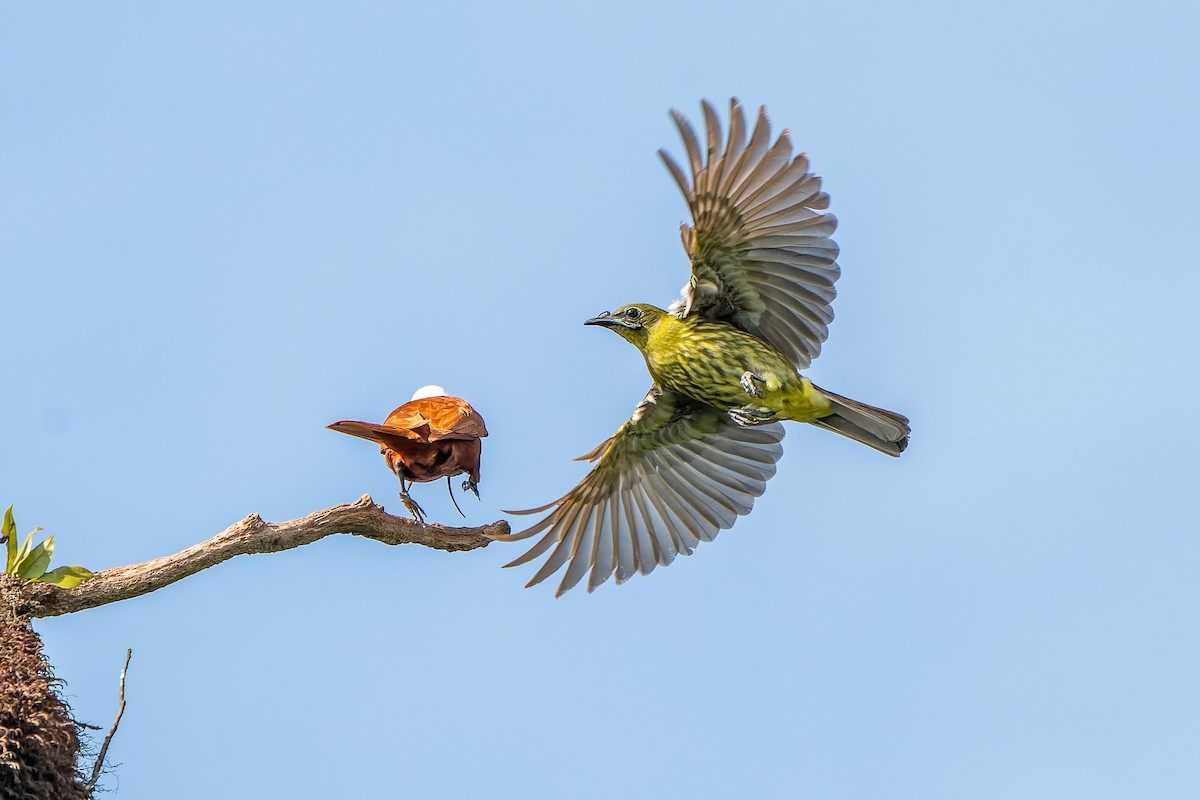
[85,648,131,794]
[19,495,506,618]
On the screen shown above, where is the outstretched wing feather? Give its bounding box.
[664,98,842,370]
[500,388,784,596]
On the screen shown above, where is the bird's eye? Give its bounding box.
[624,307,641,319]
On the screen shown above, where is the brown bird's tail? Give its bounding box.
[327,419,429,444]
[809,385,910,456]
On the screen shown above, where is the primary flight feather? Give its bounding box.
[501,99,909,596]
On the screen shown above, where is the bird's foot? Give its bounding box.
[729,405,777,427]
[462,478,480,499]
[740,371,766,398]
[399,489,427,524]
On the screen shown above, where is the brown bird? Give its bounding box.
[327,385,488,523]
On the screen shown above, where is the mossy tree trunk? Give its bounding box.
[1,578,88,800]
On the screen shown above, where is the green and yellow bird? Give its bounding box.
[501,99,910,595]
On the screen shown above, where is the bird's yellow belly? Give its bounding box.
[646,328,832,423]
[759,376,833,422]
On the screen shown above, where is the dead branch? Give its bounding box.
[85,648,131,794]
[19,495,506,618]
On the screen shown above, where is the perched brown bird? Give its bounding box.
[328,386,488,523]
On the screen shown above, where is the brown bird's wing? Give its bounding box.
[659,98,840,370]
[500,388,785,596]
[385,396,488,441]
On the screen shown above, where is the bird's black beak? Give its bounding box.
[585,310,639,329]
[584,310,620,328]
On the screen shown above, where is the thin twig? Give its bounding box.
[85,648,132,793]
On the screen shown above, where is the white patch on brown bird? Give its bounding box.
[411,385,447,401]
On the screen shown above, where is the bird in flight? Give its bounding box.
[328,386,488,523]
[500,99,909,596]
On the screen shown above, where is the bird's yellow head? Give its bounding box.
[584,304,672,350]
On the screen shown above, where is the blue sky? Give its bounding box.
[3,2,1198,797]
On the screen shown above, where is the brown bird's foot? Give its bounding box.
[462,478,480,499]
[399,489,427,524]
[740,371,766,398]
[729,405,776,427]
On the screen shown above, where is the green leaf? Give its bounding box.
[13,527,42,573]
[3,505,15,572]
[15,535,54,581]
[38,564,93,588]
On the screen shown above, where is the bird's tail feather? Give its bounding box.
[327,420,428,444]
[810,386,910,457]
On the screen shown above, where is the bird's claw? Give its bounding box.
[740,371,766,398]
[399,490,427,524]
[729,405,776,427]
[462,479,480,499]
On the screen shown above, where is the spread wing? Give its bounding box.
[660,98,840,370]
[500,388,784,596]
